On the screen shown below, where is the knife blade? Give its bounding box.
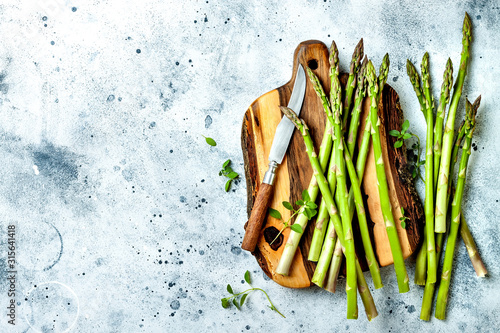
[241,64,307,252]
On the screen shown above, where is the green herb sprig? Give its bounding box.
[389,119,412,148]
[219,159,239,192]
[268,189,317,245]
[389,119,425,182]
[221,270,285,318]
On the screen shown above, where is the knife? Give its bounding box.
[241,64,307,252]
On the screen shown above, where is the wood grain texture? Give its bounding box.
[241,40,424,288]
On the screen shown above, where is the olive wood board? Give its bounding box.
[241,40,424,288]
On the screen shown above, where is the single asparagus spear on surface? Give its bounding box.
[435,12,472,233]
[366,59,410,293]
[421,52,437,284]
[342,39,364,129]
[435,99,476,320]
[275,106,334,276]
[433,58,454,187]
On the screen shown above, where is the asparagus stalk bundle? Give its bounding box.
[435,99,477,320]
[279,105,359,319]
[275,111,334,276]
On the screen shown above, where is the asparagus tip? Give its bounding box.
[472,95,481,114]
[329,40,339,69]
[463,12,472,44]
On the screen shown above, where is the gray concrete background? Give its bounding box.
[0,0,498,332]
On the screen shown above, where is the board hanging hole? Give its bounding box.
[307,59,318,70]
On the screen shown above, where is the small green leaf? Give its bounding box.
[225,179,232,192]
[402,133,412,140]
[233,298,240,310]
[240,293,248,306]
[401,207,405,215]
[224,166,234,173]
[412,169,417,179]
[399,216,404,221]
[302,190,311,202]
[306,202,317,209]
[401,221,406,229]
[295,200,305,207]
[394,140,403,148]
[389,130,401,137]
[223,159,231,168]
[204,136,217,146]
[268,208,282,220]
[402,120,410,133]
[290,224,303,233]
[227,284,233,294]
[244,270,251,284]
[227,172,239,179]
[221,298,230,308]
[303,208,317,220]
[219,171,223,176]
[282,201,293,211]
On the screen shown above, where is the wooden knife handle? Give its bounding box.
[241,182,274,252]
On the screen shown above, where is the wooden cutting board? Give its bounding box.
[241,40,424,288]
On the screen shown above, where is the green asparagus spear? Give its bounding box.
[420,53,437,284]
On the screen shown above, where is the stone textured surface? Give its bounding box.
[0,0,499,332]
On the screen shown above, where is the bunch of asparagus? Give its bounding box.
[276,38,411,320]
[272,12,485,321]
[406,12,487,321]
